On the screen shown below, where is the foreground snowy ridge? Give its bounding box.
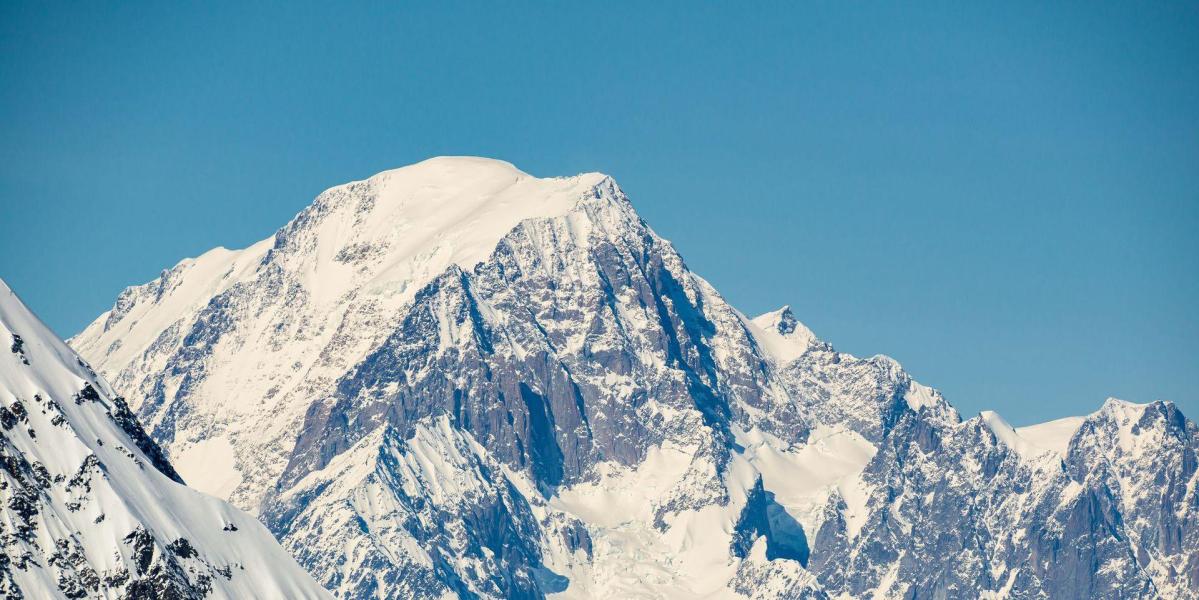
[0,278,331,599]
[71,157,1198,599]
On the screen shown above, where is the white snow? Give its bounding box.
[1012,398,1150,458]
[547,441,744,600]
[1015,415,1086,457]
[736,425,877,536]
[979,410,1045,459]
[173,435,244,499]
[904,381,939,411]
[294,156,610,306]
[0,277,330,599]
[550,444,694,527]
[837,473,874,541]
[747,306,816,364]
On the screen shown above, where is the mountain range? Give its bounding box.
[6,157,1194,598]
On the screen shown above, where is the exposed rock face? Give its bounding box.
[277,179,799,499]
[731,477,809,565]
[0,279,330,599]
[265,416,577,599]
[72,157,1197,599]
[1063,400,1199,598]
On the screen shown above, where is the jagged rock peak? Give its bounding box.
[748,305,818,364]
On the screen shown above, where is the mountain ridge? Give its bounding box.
[0,277,331,599]
[69,157,1197,599]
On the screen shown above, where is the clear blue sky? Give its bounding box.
[2,2,1196,425]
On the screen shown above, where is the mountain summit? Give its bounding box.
[71,158,1198,599]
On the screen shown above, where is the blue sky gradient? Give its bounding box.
[1,2,1196,424]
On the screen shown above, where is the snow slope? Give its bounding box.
[1016,415,1086,456]
[0,278,330,599]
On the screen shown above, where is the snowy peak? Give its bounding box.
[748,305,817,364]
[273,155,613,283]
[1061,397,1198,598]
[380,155,527,176]
[1072,397,1193,461]
[0,278,329,599]
[752,305,803,336]
[65,157,1198,600]
[1094,396,1153,424]
[71,161,655,520]
[73,158,620,379]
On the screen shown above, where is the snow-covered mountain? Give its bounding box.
[71,157,1198,599]
[0,278,330,599]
